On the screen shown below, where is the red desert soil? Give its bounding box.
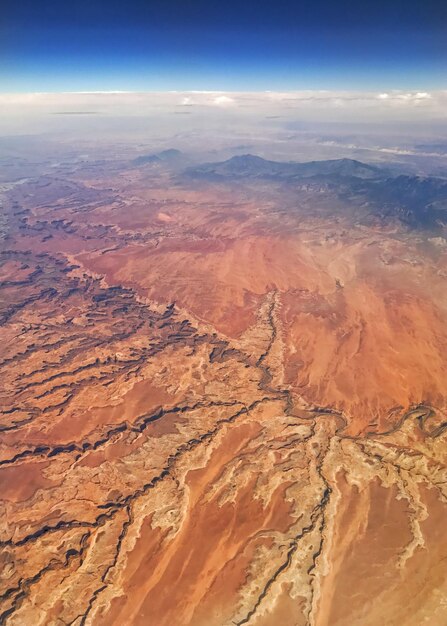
[1,169,447,625]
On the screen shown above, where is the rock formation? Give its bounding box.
[1,156,447,625]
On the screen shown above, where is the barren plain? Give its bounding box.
[1,146,447,626]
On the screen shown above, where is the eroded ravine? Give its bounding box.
[1,170,447,626]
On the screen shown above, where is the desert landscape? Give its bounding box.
[1,132,447,625]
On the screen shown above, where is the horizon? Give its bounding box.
[1,90,446,136]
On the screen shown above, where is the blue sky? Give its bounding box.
[1,0,446,92]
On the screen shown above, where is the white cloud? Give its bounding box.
[212,95,235,107]
[180,96,194,106]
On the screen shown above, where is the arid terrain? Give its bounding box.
[1,140,447,626]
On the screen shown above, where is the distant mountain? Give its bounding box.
[132,149,184,166]
[132,154,161,165]
[355,175,447,228]
[186,154,383,181]
[185,153,447,231]
[157,149,184,161]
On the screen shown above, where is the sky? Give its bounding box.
[1,0,446,92]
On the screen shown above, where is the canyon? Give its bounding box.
[1,149,447,625]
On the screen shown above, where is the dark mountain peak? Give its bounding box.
[215,154,286,176]
[132,154,161,166]
[227,154,267,164]
[157,149,183,160]
[311,158,382,177]
[132,148,184,166]
[337,157,364,164]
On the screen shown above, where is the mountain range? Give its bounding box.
[186,154,383,181]
[185,154,447,230]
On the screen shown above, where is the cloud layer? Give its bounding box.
[1,90,446,125]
